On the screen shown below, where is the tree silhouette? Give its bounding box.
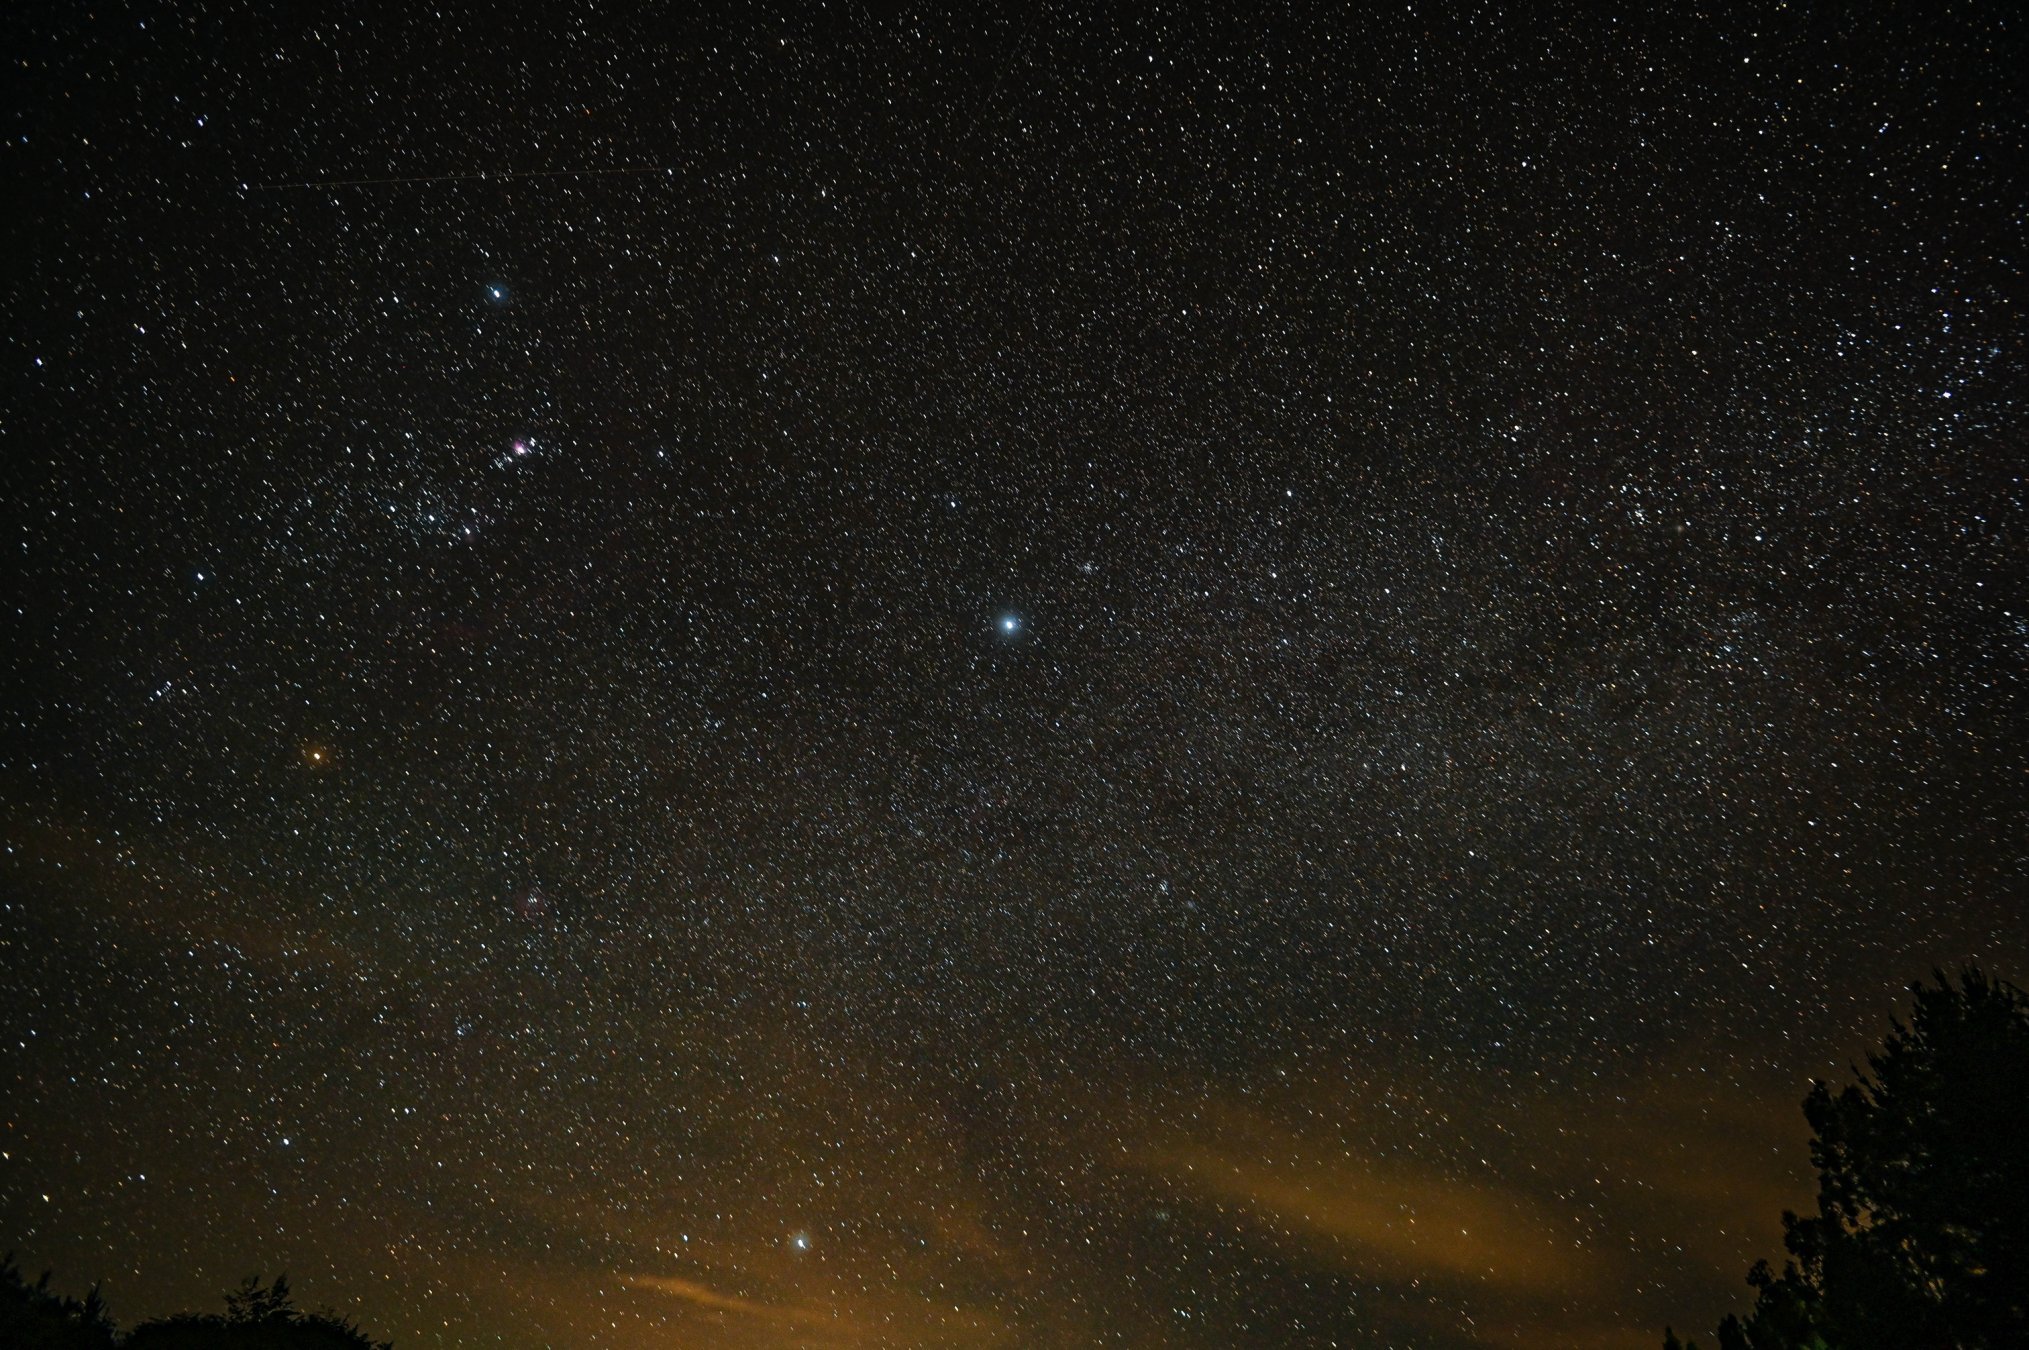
[1,1255,118,1350]
[0,1264,391,1350]
[124,1275,392,1350]
[1666,968,2029,1350]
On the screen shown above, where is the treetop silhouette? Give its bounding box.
[1667,967,2029,1350]
[1,1264,390,1350]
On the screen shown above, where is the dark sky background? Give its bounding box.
[2,3,2023,1347]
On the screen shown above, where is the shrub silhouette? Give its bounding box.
[1666,968,2029,1350]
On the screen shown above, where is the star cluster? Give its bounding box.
[3,5,2023,1347]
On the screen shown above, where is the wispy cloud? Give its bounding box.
[622,1271,836,1327]
[1148,1135,1589,1296]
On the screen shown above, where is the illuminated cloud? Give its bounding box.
[622,1272,834,1327]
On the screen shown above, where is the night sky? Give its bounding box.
[3,5,2024,1347]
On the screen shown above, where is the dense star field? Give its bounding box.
[3,4,2023,1347]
